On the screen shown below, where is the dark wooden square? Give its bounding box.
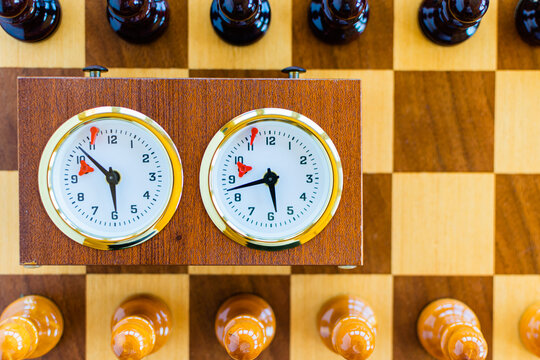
[0,275,86,360]
[86,265,187,273]
[85,0,188,68]
[498,0,540,70]
[394,71,494,172]
[496,175,540,274]
[393,276,493,360]
[292,173,391,274]
[292,0,393,69]
[189,275,290,360]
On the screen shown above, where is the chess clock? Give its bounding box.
[200,108,343,250]
[38,107,183,250]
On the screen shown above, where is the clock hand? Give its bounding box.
[227,178,266,191]
[77,146,108,176]
[268,182,277,212]
[108,167,118,212]
[227,168,279,192]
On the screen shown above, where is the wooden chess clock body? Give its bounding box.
[18,77,362,266]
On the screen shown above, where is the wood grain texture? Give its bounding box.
[393,276,493,360]
[292,0,393,69]
[0,275,86,360]
[188,266,291,275]
[86,266,187,274]
[394,71,494,172]
[103,68,189,78]
[189,70,289,78]
[18,78,362,265]
[496,175,540,274]
[189,275,290,360]
[85,0,187,68]
[498,0,540,70]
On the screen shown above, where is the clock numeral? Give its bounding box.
[306,174,314,183]
[107,135,117,144]
[71,175,78,184]
[111,211,118,220]
[234,156,244,164]
[287,206,294,215]
[77,193,84,201]
[247,143,253,151]
[235,193,241,202]
[228,175,235,184]
[266,136,276,146]
[76,155,85,164]
[91,206,98,215]
[248,207,255,216]
[143,191,150,199]
[300,193,307,201]
[267,212,275,221]
[149,172,156,181]
[142,154,150,163]
[89,143,95,150]
[300,156,307,165]
[131,205,137,214]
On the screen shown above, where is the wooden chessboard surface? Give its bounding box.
[0,0,539,359]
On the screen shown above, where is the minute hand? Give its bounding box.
[227,178,266,191]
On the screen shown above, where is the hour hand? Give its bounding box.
[227,178,266,191]
[77,146,108,176]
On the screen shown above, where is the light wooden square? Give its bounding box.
[100,68,189,78]
[0,0,85,68]
[188,266,291,275]
[494,275,540,360]
[188,0,292,69]
[0,171,85,274]
[393,0,497,70]
[307,70,393,173]
[290,274,392,360]
[86,274,189,360]
[392,173,495,275]
[494,71,540,173]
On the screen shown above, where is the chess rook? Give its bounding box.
[520,302,540,357]
[215,294,275,360]
[515,0,540,46]
[0,0,61,42]
[111,294,172,360]
[210,0,271,45]
[107,0,169,44]
[318,295,377,360]
[417,299,488,360]
[0,295,63,360]
[308,0,369,44]
[419,0,489,45]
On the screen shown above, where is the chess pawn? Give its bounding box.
[210,0,271,45]
[106,0,170,44]
[0,0,61,42]
[318,295,377,359]
[419,0,489,45]
[215,294,276,360]
[515,0,540,46]
[308,0,369,44]
[520,302,540,357]
[0,295,63,359]
[418,299,488,360]
[111,294,172,360]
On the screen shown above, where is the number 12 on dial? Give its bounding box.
[199,108,343,250]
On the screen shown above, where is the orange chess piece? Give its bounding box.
[111,294,172,360]
[520,302,540,357]
[0,295,63,360]
[318,295,377,360]
[215,294,276,360]
[417,298,488,360]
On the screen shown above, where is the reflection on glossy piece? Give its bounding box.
[106,0,169,44]
[515,0,540,46]
[308,0,369,44]
[210,0,271,45]
[418,0,489,45]
[215,294,275,360]
[417,298,488,360]
[0,0,61,42]
[520,302,540,357]
[318,295,377,360]
[111,294,172,360]
[0,295,63,360]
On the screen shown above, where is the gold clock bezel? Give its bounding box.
[199,108,343,250]
[38,106,183,250]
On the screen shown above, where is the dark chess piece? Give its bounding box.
[210,0,271,46]
[308,0,369,44]
[107,0,170,44]
[0,0,61,42]
[419,0,489,46]
[515,0,540,46]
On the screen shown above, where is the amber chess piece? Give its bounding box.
[515,0,540,46]
[0,0,61,42]
[107,0,170,44]
[215,294,276,360]
[418,0,489,45]
[520,302,540,357]
[417,299,488,360]
[111,294,172,360]
[210,0,271,45]
[0,295,63,359]
[318,295,377,360]
[308,0,369,44]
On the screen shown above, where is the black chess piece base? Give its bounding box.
[308,0,369,44]
[515,0,540,46]
[0,0,61,42]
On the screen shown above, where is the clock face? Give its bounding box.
[39,107,182,249]
[200,108,342,249]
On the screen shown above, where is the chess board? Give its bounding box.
[0,0,539,359]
